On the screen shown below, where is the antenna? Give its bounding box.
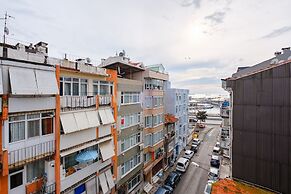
[0,11,15,44]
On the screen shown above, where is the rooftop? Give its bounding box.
[211,179,274,194]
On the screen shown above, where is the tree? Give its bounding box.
[196,110,207,123]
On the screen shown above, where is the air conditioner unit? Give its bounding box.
[139,143,144,150]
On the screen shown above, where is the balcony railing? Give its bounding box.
[60,95,96,111]
[60,94,112,111]
[8,140,55,167]
[45,182,56,194]
[98,95,112,106]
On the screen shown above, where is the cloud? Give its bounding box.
[178,0,202,8]
[261,26,291,39]
[176,77,219,85]
[204,11,226,25]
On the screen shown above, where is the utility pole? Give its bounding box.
[0,11,15,44]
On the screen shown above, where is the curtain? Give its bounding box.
[9,121,25,143]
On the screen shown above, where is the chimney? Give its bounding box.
[282,47,290,54]
[274,51,281,56]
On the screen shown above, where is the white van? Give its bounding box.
[176,157,190,172]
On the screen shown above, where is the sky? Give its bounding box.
[1,0,291,95]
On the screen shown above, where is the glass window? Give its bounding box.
[80,79,88,96]
[72,78,79,96]
[41,113,53,135]
[27,114,40,138]
[27,160,45,182]
[9,167,23,189]
[64,82,71,95]
[9,115,25,143]
[93,80,99,95]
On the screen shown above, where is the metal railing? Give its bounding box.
[98,95,112,106]
[8,140,55,167]
[45,182,56,194]
[60,95,96,111]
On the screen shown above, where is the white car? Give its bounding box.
[213,146,221,155]
[183,150,194,159]
[215,141,220,148]
[208,167,219,181]
[176,157,190,172]
[193,138,201,146]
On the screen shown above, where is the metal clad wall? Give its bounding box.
[231,62,291,194]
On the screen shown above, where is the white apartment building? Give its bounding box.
[165,85,189,158]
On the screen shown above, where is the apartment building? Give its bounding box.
[141,64,168,189]
[0,42,58,194]
[222,47,291,193]
[164,114,177,168]
[57,58,117,194]
[100,54,144,194]
[165,88,189,157]
[0,42,118,194]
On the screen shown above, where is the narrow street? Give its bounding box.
[174,125,220,194]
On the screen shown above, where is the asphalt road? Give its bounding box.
[173,126,220,194]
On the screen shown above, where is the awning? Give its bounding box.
[60,110,100,134]
[86,110,100,128]
[105,169,115,189]
[98,124,111,138]
[85,177,97,194]
[74,112,90,130]
[35,70,59,95]
[60,140,99,157]
[9,67,38,95]
[99,108,114,125]
[99,139,115,161]
[9,67,58,95]
[0,67,3,95]
[99,173,109,194]
[60,136,112,157]
[60,113,78,134]
[105,108,115,123]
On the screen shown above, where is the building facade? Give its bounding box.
[165,88,189,158]
[100,55,144,194]
[0,42,118,194]
[141,64,168,189]
[223,47,291,194]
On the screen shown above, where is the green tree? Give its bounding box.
[196,110,207,123]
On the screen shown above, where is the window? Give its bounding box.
[121,153,141,176]
[121,133,141,152]
[72,78,79,95]
[144,78,164,90]
[41,112,53,135]
[152,114,163,127]
[128,174,141,191]
[121,92,140,105]
[145,116,152,128]
[64,77,72,95]
[144,153,151,163]
[27,113,40,138]
[100,81,110,95]
[93,80,99,95]
[120,113,141,129]
[9,112,54,143]
[144,134,152,147]
[9,115,25,143]
[153,130,163,145]
[9,167,24,189]
[80,79,88,96]
[27,160,45,182]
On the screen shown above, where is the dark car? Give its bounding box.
[210,155,220,168]
[162,185,173,194]
[155,187,171,194]
[165,171,181,188]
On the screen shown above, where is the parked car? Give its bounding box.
[204,180,214,194]
[208,167,219,181]
[165,172,181,188]
[191,143,199,153]
[183,150,194,159]
[215,141,220,148]
[210,155,220,168]
[176,157,190,172]
[213,146,221,155]
[162,185,173,194]
[193,138,201,146]
[155,187,171,194]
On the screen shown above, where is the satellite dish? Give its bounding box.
[86,57,91,63]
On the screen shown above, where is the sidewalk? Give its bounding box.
[150,125,214,193]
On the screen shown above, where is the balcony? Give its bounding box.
[60,95,112,111]
[220,108,230,118]
[61,159,111,192]
[8,140,55,168]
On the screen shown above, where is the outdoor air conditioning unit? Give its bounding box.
[139,144,144,150]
